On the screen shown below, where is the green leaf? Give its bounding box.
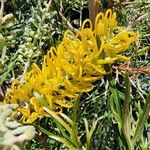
[37,125,76,150]
[43,107,72,135]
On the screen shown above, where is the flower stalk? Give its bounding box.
[122,73,133,150]
[72,95,80,149]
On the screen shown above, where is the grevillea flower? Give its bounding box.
[4,9,138,123]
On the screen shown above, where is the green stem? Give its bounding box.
[1,46,7,62]
[21,57,31,82]
[84,118,91,150]
[53,119,76,147]
[123,73,131,136]
[72,95,80,149]
[132,93,150,146]
[122,73,133,150]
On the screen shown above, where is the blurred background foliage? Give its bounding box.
[0,0,149,149]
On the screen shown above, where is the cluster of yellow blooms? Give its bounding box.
[4,9,138,123]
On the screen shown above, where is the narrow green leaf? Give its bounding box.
[43,107,72,135]
[109,94,122,131]
[132,93,150,145]
[60,113,74,126]
[89,118,99,139]
[37,126,76,150]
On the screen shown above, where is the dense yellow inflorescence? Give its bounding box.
[4,9,138,123]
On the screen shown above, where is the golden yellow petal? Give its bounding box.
[97,57,118,64]
[116,55,130,61]
[17,108,30,118]
[55,99,73,108]
[28,112,39,123]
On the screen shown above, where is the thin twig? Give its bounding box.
[127,13,149,29]
[52,0,78,33]
[59,12,79,33]
[112,65,150,75]
[122,73,133,150]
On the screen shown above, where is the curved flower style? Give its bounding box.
[4,9,138,123]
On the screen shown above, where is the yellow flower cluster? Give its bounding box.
[4,9,138,123]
